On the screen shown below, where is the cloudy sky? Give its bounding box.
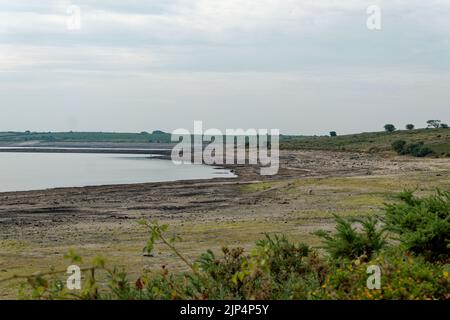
[1,0,449,135]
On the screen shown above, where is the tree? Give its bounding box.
[426,120,441,129]
[329,131,337,137]
[405,124,415,130]
[384,124,396,132]
[440,123,449,129]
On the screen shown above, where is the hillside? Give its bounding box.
[281,128,450,156]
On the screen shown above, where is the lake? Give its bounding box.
[0,152,236,192]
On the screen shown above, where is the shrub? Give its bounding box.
[406,124,415,130]
[391,140,406,154]
[315,248,449,300]
[384,190,450,262]
[404,142,433,157]
[315,215,386,261]
[329,131,337,137]
[392,141,434,157]
[440,123,449,129]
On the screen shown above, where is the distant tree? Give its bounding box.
[384,124,396,132]
[140,131,149,134]
[25,130,31,134]
[329,131,337,137]
[440,123,449,129]
[426,120,441,129]
[152,130,166,134]
[405,124,415,130]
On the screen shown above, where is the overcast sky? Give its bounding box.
[1,0,449,135]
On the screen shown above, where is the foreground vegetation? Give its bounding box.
[4,190,448,300]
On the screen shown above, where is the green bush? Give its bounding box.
[315,215,386,261]
[391,140,434,157]
[392,140,406,154]
[404,142,433,157]
[384,190,450,262]
[315,248,449,300]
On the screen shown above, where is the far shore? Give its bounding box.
[0,147,172,156]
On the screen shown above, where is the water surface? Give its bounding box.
[0,152,235,192]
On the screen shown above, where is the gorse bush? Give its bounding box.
[316,248,449,300]
[3,190,449,300]
[314,215,386,261]
[391,140,407,154]
[404,142,433,157]
[384,189,450,262]
[391,140,434,157]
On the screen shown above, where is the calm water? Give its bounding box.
[0,152,235,192]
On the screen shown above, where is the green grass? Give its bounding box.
[281,128,450,155]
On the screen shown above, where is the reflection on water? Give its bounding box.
[0,153,236,192]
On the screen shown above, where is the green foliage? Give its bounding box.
[406,124,415,130]
[384,190,450,262]
[441,123,449,129]
[391,140,434,157]
[315,215,386,261]
[329,131,337,137]
[391,140,406,154]
[404,142,433,157]
[427,120,441,129]
[316,248,449,300]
